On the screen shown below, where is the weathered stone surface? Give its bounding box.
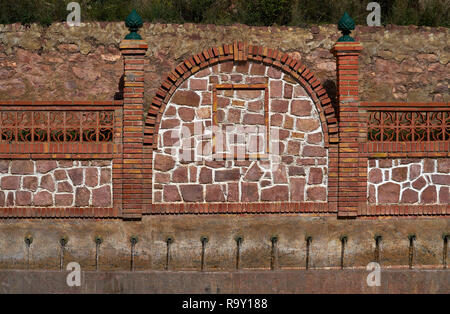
[269,81,282,98]
[306,186,326,201]
[378,159,392,168]
[368,184,376,203]
[154,154,175,171]
[227,182,239,202]
[271,99,289,113]
[160,118,180,129]
[296,118,319,132]
[368,168,382,184]
[100,169,111,185]
[57,181,73,193]
[205,185,225,202]
[171,90,200,107]
[303,146,326,157]
[0,191,4,206]
[287,141,300,155]
[291,100,312,116]
[1,176,20,190]
[215,169,240,182]
[54,170,67,181]
[241,182,259,202]
[437,159,450,173]
[392,167,408,182]
[272,164,288,184]
[288,166,305,176]
[412,176,427,190]
[34,191,53,206]
[40,174,55,192]
[0,160,9,173]
[6,192,14,206]
[409,164,421,181]
[290,177,305,201]
[180,185,203,202]
[36,160,58,173]
[431,174,450,185]
[423,159,435,173]
[85,168,98,187]
[75,187,90,207]
[172,167,188,183]
[421,186,437,204]
[55,194,73,206]
[198,167,212,184]
[261,185,289,201]
[307,132,322,144]
[163,186,181,202]
[243,113,265,125]
[16,191,32,206]
[308,168,323,185]
[401,189,418,204]
[438,186,449,203]
[92,186,111,207]
[378,182,401,203]
[68,168,84,186]
[10,160,34,175]
[178,107,195,121]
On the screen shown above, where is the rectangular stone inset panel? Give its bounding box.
[212,84,269,160]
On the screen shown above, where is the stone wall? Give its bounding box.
[368,158,449,204]
[0,23,448,107]
[0,160,112,207]
[153,61,327,203]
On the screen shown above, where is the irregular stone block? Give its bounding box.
[290,177,305,201]
[34,191,53,206]
[68,168,84,186]
[36,160,58,173]
[1,176,20,190]
[205,185,225,202]
[306,186,326,201]
[16,191,32,206]
[92,186,111,207]
[261,185,289,201]
[85,168,98,187]
[75,187,90,207]
[241,182,259,202]
[180,185,203,202]
[378,182,401,203]
[163,185,181,202]
[10,160,34,174]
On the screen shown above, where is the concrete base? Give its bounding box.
[0,269,448,293]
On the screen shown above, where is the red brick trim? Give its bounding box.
[332,42,365,218]
[361,205,450,217]
[360,143,449,156]
[144,202,334,215]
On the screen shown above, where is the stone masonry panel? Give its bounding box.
[0,160,112,207]
[153,61,328,203]
[368,158,450,204]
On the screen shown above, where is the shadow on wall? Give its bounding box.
[114,75,125,100]
[323,79,338,119]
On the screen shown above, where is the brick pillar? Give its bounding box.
[119,39,148,219]
[331,41,364,218]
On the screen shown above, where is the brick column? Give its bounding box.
[332,41,364,218]
[119,39,148,219]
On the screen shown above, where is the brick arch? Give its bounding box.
[144,42,338,149]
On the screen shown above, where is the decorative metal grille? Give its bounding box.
[0,111,114,142]
[368,111,449,142]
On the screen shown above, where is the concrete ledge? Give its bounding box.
[0,269,448,293]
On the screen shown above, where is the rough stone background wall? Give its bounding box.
[153,61,327,203]
[0,23,448,106]
[368,158,449,204]
[0,160,112,207]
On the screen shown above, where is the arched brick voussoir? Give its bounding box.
[144,41,338,148]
